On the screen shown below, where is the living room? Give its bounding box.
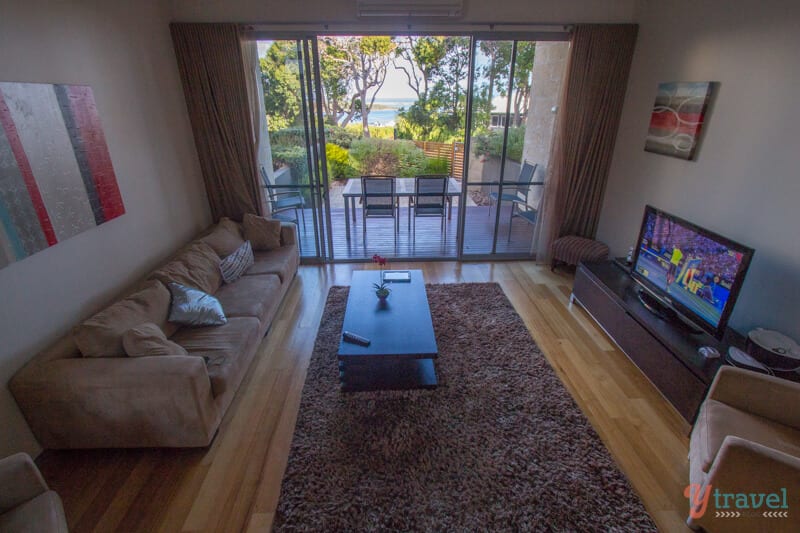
[1,0,798,531]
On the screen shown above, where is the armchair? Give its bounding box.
[0,453,68,532]
[687,366,800,532]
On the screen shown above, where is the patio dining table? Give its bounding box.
[341,177,461,240]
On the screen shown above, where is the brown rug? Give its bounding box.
[274,283,657,531]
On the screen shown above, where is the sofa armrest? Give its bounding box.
[707,366,800,429]
[689,436,800,531]
[10,355,220,448]
[0,453,48,513]
[280,222,298,247]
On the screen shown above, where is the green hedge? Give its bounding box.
[472,126,525,163]
[349,138,427,177]
[271,145,309,183]
[326,143,358,181]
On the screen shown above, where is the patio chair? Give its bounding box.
[488,161,539,220]
[361,176,398,244]
[507,178,545,241]
[260,166,305,228]
[412,175,448,242]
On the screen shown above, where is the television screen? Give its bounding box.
[632,206,754,337]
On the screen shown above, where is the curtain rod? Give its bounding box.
[242,21,572,38]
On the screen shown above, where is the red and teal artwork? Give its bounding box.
[644,81,714,161]
[0,82,124,269]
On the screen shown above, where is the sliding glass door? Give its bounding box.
[255,33,565,262]
[258,38,331,261]
[459,38,540,259]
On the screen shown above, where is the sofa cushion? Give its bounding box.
[0,491,68,533]
[200,218,246,257]
[150,242,222,295]
[247,246,299,283]
[167,283,227,327]
[73,280,173,357]
[122,322,189,357]
[171,316,260,397]
[243,214,282,251]
[215,274,282,324]
[691,399,800,473]
[220,241,254,284]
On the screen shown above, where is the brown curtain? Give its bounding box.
[536,24,638,260]
[170,23,264,222]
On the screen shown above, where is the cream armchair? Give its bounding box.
[0,453,68,532]
[688,366,800,532]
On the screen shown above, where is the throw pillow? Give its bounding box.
[243,214,282,251]
[150,242,222,295]
[122,322,189,357]
[219,240,254,284]
[73,280,172,357]
[167,282,227,326]
[200,218,245,257]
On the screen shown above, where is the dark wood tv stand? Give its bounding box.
[571,261,732,422]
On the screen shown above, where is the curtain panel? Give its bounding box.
[170,23,264,222]
[536,24,638,260]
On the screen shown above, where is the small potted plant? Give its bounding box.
[373,280,391,302]
[372,254,391,301]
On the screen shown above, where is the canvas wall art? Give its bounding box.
[0,82,124,269]
[644,81,714,160]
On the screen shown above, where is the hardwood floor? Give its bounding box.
[36,262,692,532]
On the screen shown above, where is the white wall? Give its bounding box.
[598,0,800,339]
[171,0,635,24]
[0,0,210,457]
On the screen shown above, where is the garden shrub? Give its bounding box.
[424,157,450,174]
[271,145,309,182]
[349,138,427,177]
[326,143,357,180]
[472,126,525,162]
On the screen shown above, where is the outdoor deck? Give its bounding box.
[286,204,535,260]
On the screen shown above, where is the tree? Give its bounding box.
[318,36,395,137]
[511,42,535,126]
[260,41,302,131]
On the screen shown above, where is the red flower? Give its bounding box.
[372,254,387,266]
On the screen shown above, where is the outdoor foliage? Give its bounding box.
[260,42,302,132]
[424,157,451,174]
[394,36,471,143]
[349,138,427,177]
[326,143,358,181]
[271,145,309,182]
[472,127,526,163]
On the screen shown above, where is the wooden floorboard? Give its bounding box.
[295,205,535,260]
[36,262,692,532]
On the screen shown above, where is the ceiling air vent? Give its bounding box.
[357,0,463,18]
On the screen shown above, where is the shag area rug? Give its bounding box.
[274,283,656,531]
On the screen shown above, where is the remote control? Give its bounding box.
[342,331,371,346]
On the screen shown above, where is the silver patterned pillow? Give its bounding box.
[219,240,254,284]
[167,282,227,326]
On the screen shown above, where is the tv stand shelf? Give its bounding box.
[571,261,731,422]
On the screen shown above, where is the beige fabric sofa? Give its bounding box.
[687,366,800,532]
[10,219,299,449]
[0,452,67,532]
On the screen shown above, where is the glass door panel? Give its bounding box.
[461,39,513,257]
[460,39,538,258]
[258,39,329,260]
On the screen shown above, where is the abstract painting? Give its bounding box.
[644,81,714,160]
[0,82,124,269]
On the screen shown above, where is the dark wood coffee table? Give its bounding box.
[337,270,438,392]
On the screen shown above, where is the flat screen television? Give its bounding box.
[630,205,754,339]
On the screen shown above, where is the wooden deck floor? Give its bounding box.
[291,205,535,260]
[35,262,692,532]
